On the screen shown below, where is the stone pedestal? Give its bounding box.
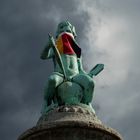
[18,105,123,140]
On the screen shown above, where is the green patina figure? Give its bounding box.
[40,21,104,114]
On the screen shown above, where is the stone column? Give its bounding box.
[18,105,123,140]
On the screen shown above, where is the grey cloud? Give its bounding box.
[1,0,140,140]
[0,0,90,140]
[83,1,140,140]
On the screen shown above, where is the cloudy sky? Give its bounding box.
[0,0,140,140]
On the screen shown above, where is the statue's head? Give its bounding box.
[56,20,77,38]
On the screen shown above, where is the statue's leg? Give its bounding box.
[44,73,63,106]
[72,74,94,105]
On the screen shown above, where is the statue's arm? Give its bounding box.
[77,57,87,74]
[40,40,54,60]
[40,47,54,59]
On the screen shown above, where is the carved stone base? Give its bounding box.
[18,105,123,140]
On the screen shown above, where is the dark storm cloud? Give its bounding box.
[0,0,90,140]
[1,0,140,140]
[82,1,140,140]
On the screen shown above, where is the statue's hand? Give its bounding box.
[48,37,54,47]
[79,70,87,75]
[48,34,55,47]
[40,36,55,60]
[40,41,51,59]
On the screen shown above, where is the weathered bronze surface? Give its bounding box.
[40,21,104,114]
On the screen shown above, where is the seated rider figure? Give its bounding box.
[40,21,96,111]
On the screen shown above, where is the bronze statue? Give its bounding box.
[40,21,104,114]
